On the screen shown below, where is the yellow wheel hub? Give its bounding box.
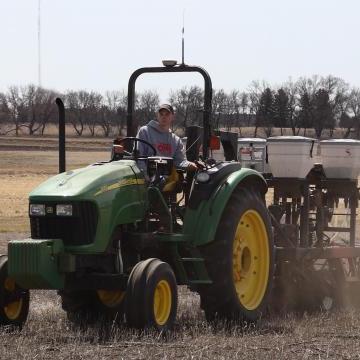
[97,290,125,308]
[153,280,172,325]
[4,277,23,320]
[232,209,270,310]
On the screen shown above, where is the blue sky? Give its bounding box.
[1,0,359,101]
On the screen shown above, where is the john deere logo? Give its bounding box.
[46,206,54,214]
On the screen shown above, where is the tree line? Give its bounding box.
[0,75,359,138]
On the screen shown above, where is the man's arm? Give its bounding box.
[136,127,151,157]
[173,137,197,171]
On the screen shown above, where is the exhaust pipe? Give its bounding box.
[55,98,66,173]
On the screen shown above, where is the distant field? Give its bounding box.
[0,122,350,139]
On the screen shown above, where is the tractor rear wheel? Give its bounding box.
[125,258,177,330]
[198,188,274,323]
[0,255,30,329]
[59,288,125,325]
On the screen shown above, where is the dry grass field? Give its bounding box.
[0,134,111,234]
[2,288,360,360]
[1,135,360,359]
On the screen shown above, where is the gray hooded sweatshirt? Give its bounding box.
[136,120,189,168]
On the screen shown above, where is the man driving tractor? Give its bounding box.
[113,104,198,171]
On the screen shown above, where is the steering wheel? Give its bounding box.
[117,137,157,159]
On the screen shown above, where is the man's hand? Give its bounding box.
[113,144,124,154]
[186,161,198,172]
[194,159,206,170]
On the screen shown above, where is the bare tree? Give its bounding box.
[212,89,228,130]
[19,85,58,135]
[5,86,28,136]
[136,90,159,128]
[169,88,191,129]
[282,78,299,135]
[239,92,250,131]
[98,90,123,137]
[116,90,128,136]
[256,88,275,137]
[22,85,38,135]
[225,90,241,132]
[37,88,59,135]
[339,112,353,138]
[85,91,102,137]
[297,75,322,99]
[297,91,313,136]
[320,75,349,136]
[169,86,203,130]
[348,88,360,138]
[0,92,10,134]
[273,88,290,135]
[65,90,94,136]
[248,80,269,137]
[313,89,334,138]
[1,74,356,141]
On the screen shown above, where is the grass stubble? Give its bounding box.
[1,137,360,359]
[2,287,360,359]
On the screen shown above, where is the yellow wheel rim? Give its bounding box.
[4,277,23,320]
[153,280,172,325]
[232,210,270,310]
[97,290,125,308]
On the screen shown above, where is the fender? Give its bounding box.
[183,168,267,247]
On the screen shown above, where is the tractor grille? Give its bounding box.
[30,202,98,246]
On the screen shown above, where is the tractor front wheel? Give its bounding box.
[198,188,274,323]
[125,258,178,330]
[0,255,30,329]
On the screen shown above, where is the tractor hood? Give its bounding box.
[29,160,141,200]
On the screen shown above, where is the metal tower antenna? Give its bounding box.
[181,10,185,65]
[38,0,41,87]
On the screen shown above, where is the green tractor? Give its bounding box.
[0,62,273,330]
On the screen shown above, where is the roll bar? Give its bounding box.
[126,64,213,159]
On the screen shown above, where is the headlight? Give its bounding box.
[56,204,73,216]
[196,171,210,183]
[29,204,45,216]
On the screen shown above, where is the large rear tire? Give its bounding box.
[198,188,274,322]
[125,258,178,331]
[0,255,30,329]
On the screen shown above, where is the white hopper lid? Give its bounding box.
[267,136,315,143]
[320,139,360,146]
[238,137,266,144]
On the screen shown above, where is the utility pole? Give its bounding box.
[181,10,185,65]
[38,0,41,87]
